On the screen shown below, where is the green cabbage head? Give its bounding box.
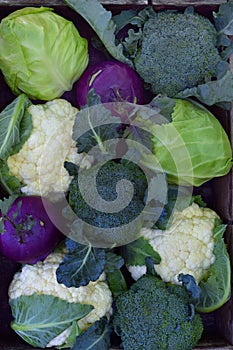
[141,99,232,186]
[0,7,88,100]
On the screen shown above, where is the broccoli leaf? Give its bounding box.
[113,9,138,33]
[71,317,111,350]
[176,69,233,108]
[149,95,176,122]
[105,252,127,297]
[10,294,93,348]
[121,28,142,59]
[121,236,161,266]
[214,1,233,35]
[178,274,201,302]
[62,0,131,66]
[155,185,192,230]
[56,239,106,287]
[0,94,32,160]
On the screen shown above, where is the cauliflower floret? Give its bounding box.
[8,250,113,348]
[128,203,218,284]
[7,99,94,201]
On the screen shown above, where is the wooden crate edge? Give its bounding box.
[151,0,227,5]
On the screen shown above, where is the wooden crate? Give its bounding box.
[0,1,232,350]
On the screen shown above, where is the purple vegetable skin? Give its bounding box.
[76,60,147,108]
[0,196,62,264]
[61,44,107,105]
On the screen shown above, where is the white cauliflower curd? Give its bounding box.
[128,203,219,284]
[8,249,113,348]
[7,99,93,201]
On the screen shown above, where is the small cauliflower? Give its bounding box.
[128,203,218,284]
[8,249,113,348]
[7,99,93,201]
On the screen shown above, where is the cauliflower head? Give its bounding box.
[8,249,113,348]
[7,99,93,201]
[128,203,218,284]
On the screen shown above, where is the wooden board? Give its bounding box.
[0,0,227,5]
[151,0,227,4]
[0,0,148,5]
[0,1,232,350]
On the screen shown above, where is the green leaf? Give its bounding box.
[213,220,227,242]
[142,99,232,187]
[105,251,124,272]
[178,274,201,303]
[0,194,18,217]
[197,238,231,313]
[86,88,102,107]
[121,28,142,59]
[72,102,123,154]
[149,95,176,122]
[0,194,19,234]
[155,185,192,230]
[62,0,132,66]
[71,317,111,350]
[10,294,93,348]
[176,69,233,107]
[0,94,32,160]
[56,239,106,287]
[214,1,233,35]
[57,321,81,349]
[146,173,168,204]
[0,159,22,195]
[112,9,138,33]
[190,195,207,208]
[121,236,161,266]
[220,43,233,61]
[105,269,128,298]
[105,252,127,297]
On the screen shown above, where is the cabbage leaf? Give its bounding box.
[10,294,93,348]
[0,7,88,100]
[140,98,233,186]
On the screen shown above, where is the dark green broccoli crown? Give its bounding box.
[68,159,147,228]
[134,10,221,97]
[113,274,203,350]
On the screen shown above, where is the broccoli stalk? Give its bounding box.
[112,260,203,350]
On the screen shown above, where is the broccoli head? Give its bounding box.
[134,10,221,97]
[113,274,203,350]
[66,159,147,228]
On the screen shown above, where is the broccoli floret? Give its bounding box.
[113,274,203,350]
[134,10,221,97]
[67,159,147,228]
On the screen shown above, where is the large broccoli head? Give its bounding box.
[134,10,221,97]
[67,159,147,228]
[113,274,203,350]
